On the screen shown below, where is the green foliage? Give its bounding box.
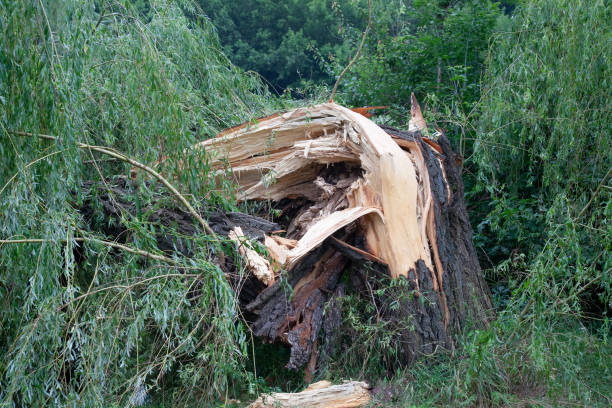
[363,1,612,406]
[0,0,274,406]
[477,0,610,201]
[358,200,611,407]
[337,0,502,122]
[324,272,417,381]
[474,0,611,297]
[196,0,363,91]
[325,222,611,406]
[367,314,611,407]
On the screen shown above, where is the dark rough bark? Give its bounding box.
[80,178,278,249]
[208,211,280,241]
[247,246,347,369]
[370,130,494,364]
[417,133,495,333]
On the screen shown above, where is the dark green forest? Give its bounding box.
[0,0,610,407]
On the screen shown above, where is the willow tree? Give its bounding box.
[0,1,271,406]
[476,0,610,312]
[1,1,496,407]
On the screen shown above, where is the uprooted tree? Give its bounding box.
[84,97,494,382]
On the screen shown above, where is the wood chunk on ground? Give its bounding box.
[248,380,371,408]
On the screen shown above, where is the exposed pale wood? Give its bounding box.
[285,206,384,270]
[403,140,436,285]
[269,235,298,248]
[229,227,275,286]
[304,380,333,391]
[409,92,428,134]
[191,103,436,279]
[248,381,371,408]
[392,137,417,150]
[334,104,433,278]
[168,100,493,372]
[264,234,290,268]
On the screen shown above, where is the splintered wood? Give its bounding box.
[248,380,371,408]
[194,102,444,282]
[229,226,275,286]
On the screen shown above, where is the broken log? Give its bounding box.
[248,380,371,408]
[176,98,494,370]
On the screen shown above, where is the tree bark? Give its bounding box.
[81,101,494,377]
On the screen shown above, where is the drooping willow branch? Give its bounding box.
[329,0,372,102]
[10,130,225,262]
[0,236,180,265]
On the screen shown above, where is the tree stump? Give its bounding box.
[82,99,494,378]
[171,99,495,371]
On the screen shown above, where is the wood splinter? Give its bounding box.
[229,226,275,286]
[248,380,371,408]
[168,97,494,373]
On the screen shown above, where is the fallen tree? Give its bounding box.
[84,97,493,383]
[179,97,493,372]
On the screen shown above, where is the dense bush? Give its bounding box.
[475,0,610,301]
[337,0,503,121]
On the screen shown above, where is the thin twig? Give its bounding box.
[329,0,372,102]
[0,238,56,244]
[577,166,612,219]
[12,130,57,141]
[91,8,105,36]
[64,273,202,308]
[0,237,179,265]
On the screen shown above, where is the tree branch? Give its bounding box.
[329,0,372,103]
[0,236,180,265]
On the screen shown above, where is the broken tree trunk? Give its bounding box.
[175,98,494,370]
